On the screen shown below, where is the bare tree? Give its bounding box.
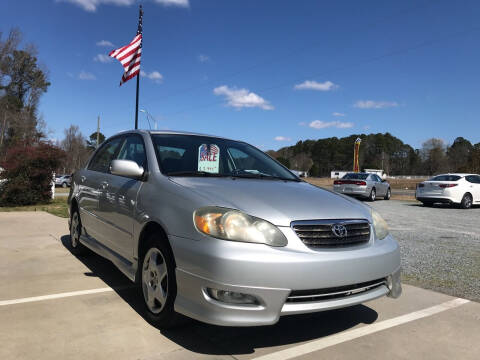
[421,138,448,175]
[60,125,91,174]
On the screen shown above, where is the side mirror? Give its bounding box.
[110,159,144,179]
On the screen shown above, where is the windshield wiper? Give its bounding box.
[230,171,300,182]
[167,171,229,177]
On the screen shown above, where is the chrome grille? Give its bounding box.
[291,219,371,248]
[286,278,386,303]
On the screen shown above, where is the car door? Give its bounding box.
[97,134,147,260]
[78,136,123,243]
[372,175,385,196]
[465,175,480,203]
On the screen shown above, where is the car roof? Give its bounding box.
[114,129,235,141]
[432,173,476,177]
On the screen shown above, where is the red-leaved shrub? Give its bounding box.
[0,142,66,206]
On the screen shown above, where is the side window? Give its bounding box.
[88,137,123,173]
[466,175,480,184]
[116,135,147,169]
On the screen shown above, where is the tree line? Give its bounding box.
[267,133,480,177]
[0,28,104,205]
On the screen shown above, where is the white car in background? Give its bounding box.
[416,173,480,209]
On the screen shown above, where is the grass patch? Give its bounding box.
[0,197,69,218]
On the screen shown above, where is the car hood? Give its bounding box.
[170,177,372,226]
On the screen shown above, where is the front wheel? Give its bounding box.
[141,234,182,329]
[62,182,67,188]
[368,188,376,202]
[460,193,473,209]
[384,188,391,200]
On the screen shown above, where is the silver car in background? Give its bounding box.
[334,172,391,201]
[67,130,401,328]
[55,174,71,187]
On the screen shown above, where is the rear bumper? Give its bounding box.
[416,196,457,204]
[333,186,369,198]
[170,232,402,326]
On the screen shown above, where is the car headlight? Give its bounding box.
[371,209,389,240]
[194,206,288,247]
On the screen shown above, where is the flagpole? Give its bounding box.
[135,4,143,130]
[135,67,140,130]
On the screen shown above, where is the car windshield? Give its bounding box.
[151,134,299,181]
[343,173,369,180]
[430,175,461,181]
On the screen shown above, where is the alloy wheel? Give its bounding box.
[142,248,169,314]
[70,212,80,247]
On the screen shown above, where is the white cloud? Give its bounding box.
[198,54,210,63]
[274,136,291,141]
[332,112,345,117]
[96,40,115,47]
[78,71,96,80]
[141,70,164,84]
[154,0,189,7]
[93,54,112,63]
[294,80,338,91]
[309,120,354,129]
[354,100,399,109]
[58,0,135,12]
[59,0,189,12]
[213,85,274,110]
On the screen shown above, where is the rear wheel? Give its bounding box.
[384,188,391,200]
[69,210,89,255]
[460,193,473,209]
[140,234,182,329]
[422,201,434,207]
[368,188,376,202]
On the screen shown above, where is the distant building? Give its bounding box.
[331,170,348,179]
[364,169,387,179]
[290,170,309,178]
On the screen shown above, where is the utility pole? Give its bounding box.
[96,116,100,149]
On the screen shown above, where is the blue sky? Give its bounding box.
[2,0,480,149]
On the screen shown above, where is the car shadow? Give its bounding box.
[61,234,379,356]
[403,203,479,209]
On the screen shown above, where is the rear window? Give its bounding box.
[430,175,461,181]
[343,173,369,180]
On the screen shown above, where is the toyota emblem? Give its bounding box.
[332,224,348,237]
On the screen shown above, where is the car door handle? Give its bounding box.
[80,176,86,183]
[100,181,109,189]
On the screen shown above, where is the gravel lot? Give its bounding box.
[370,200,480,302]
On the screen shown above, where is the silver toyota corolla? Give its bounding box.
[68,130,401,328]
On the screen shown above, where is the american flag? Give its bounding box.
[109,7,143,86]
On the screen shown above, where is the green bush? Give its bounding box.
[0,142,66,206]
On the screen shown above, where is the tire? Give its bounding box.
[460,193,473,209]
[384,188,391,200]
[62,182,67,188]
[140,233,181,329]
[368,188,376,202]
[422,201,434,207]
[69,209,89,255]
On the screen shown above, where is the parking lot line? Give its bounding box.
[252,298,470,360]
[0,287,114,306]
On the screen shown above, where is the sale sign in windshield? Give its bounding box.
[198,144,220,173]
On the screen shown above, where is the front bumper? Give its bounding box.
[170,230,402,326]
